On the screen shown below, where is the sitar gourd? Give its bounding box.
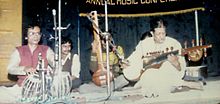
[184,39,208,62]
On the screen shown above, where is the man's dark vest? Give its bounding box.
[16,45,49,86]
[62,54,73,75]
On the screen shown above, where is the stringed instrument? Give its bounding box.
[123,44,212,81]
[88,11,113,86]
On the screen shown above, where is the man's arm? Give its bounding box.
[122,41,145,81]
[46,47,55,68]
[167,39,186,73]
[7,49,26,75]
[71,54,80,79]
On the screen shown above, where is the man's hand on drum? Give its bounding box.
[24,66,36,75]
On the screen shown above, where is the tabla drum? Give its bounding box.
[50,72,72,97]
[21,74,42,99]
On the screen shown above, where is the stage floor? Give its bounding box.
[71,76,220,104]
[0,76,220,104]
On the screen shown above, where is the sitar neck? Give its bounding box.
[181,44,212,55]
[89,11,104,67]
[143,44,212,68]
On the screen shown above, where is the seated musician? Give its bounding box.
[90,35,129,89]
[101,35,125,78]
[7,23,54,87]
[61,37,82,90]
[2,23,54,101]
[123,18,201,97]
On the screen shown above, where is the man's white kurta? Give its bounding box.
[123,36,186,96]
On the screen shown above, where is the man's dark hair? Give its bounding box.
[24,22,41,36]
[27,23,41,29]
[141,17,167,40]
[61,37,72,44]
[150,17,168,31]
[140,31,152,40]
[61,37,73,49]
[22,22,41,45]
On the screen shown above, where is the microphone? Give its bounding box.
[52,9,56,16]
[52,9,57,31]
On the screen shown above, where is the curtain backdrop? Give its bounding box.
[22,0,219,83]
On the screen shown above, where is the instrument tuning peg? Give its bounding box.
[188,56,191,61]
[170,47,174,51]
[166,48,169,52]
[184,41,187,49]
[146,52,149,56]
[192,39,195,47]
[149,52,153,56]
[204,48,207,57]
[200,38,203,46]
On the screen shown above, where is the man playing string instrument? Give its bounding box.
[123,18,202,97]
[61,37,81,90]
[90,35,129,89]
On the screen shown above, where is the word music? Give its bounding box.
[85,0,179,5]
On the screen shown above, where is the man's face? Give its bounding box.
[27,26,41,45]
[153,27,166,44]
[61,42,71,55]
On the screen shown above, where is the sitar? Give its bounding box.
[88,11,113,86]
[123,44,212,81]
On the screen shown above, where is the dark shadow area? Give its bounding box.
[7,74,18,81]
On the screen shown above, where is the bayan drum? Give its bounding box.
[21,74,42,99]
[50,72,72,97]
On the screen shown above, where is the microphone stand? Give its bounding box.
[103,0,112,99]
[52,0,70,98]
[86,0,112,99]
[52,9,59,76]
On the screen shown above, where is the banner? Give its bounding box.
[79,0,205,17]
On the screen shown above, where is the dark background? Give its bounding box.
[22,0,220,83]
